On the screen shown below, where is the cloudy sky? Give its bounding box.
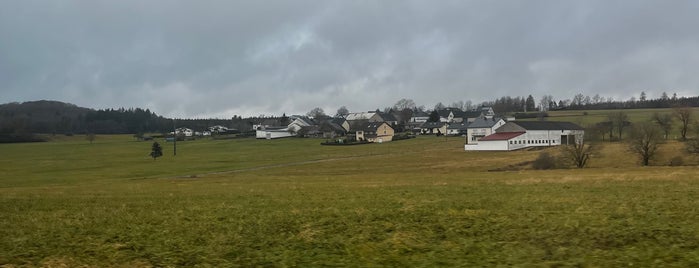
[1,1,697,118]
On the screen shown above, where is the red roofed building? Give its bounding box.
[465,121,584,151]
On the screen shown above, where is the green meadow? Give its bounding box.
[1,129,699,266]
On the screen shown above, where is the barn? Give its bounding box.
[465,121,584,151]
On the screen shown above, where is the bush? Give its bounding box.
[532,152,557,170]
[669,156,684,166]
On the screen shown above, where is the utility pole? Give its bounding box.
[173,118,177,156]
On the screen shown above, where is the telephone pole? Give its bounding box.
[173,118,177,156]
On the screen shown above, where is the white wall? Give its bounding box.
[256,129,293,139]
[465,140,508,151]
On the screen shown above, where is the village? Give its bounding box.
[172,106,585,151]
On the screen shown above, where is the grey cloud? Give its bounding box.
[1,0,698,117]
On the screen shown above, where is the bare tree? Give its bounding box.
[450,100,465,110]
[393,98,416,111]
[687,124,699,154]
[608,111,629,140]
[335,106,349,117]
[307,107,327,119]
[561,141,592,168]
[651,112,673,139]
[433,102,446,111]
[674,106,692,140]
[539,95,553,111]
[628,122,663,166]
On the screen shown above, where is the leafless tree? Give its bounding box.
[651,112,673,139]
[335,106,349,117]
[687,124,699,154]
[561,141,592,168]
[307,107,327,119]
[608,111,629,140]
[674,106,692,140]
[628,122,663,166]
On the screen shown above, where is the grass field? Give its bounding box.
[538,107,699,139]
[1,134,699,266]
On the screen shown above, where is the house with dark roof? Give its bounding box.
[447,122,470,136]
[420,121,447,135]
[356,122,394,143]
[319,118,349,138]
[466,117,506,144]
[437,108,467,123]
[465,121,584,151]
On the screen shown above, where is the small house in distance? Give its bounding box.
[356,122,394,143]
[465,121,584,151]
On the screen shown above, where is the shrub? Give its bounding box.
[532,152,557,170]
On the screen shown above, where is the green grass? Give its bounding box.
[1,134,699,266]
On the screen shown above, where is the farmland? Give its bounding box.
[1,131,699,266]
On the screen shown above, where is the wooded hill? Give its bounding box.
[0,100,286,141]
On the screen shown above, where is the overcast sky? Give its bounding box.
[1,1,698,118]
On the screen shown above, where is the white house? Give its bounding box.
[287,117,316,134]
[409,111,429,123]
[208,125,229,133]
[465,121,584,151]
[255,126,293,139]
[175,127,194,137]
[437,108,466,123]
[466,117,506,144]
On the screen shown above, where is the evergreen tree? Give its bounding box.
[525,95,536,112]
[428,110,440,122]
[150,142,163,160]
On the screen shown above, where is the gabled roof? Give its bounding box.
[479,132,525,141]
[319,120,346,133]
[437,108,466,118]
[330,117,346,125]
[377,112,397,122]
[421,121,447,128]
[359,121,392,132]
[511,121,584,131]
[468,117,504,128]
[447,122,470,130]
[411,111,429,117]
[345,112,376,121]
[348,119,369,131]
[462,111,483,119]
[292,116,316,126]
